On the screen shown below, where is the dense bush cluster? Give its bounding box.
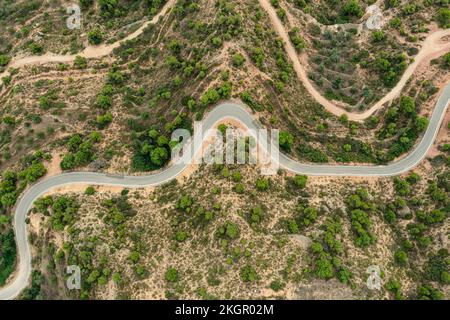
[34,195,80,231]
[60,133,102,170]
[290,0,365,25]
[310,216,351,283]
[376,95,429,162]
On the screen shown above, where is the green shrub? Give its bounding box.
[436,8,450,28]
[88,28,103,45]
[279,131,294,152]
[315,255,334,279]
[341,0,363,18]
[255,178,269,191]
[372,31,386,42]
[418,285,444,300]
[394,250,408,266]
[0,230,16,286]
[270,280,285,291]
[240,265,258,282]
[424,250,449,284]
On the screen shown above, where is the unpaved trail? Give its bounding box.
[0,0,176,85]
[258,0,450,122]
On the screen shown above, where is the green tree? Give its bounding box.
[200,88,220,106]
[234,183,245,194]
[249,207,264,224]
[225,222,239,239]
[341,0,363,18]
[150,147,168,166]
[87,270,100,283]
[386,279,404,300]
[251,48,264,68]
[0,54,10,66]
[394,250,408,266]
[84,186,96,195]
[112,272,121,283]
[175,230,188,242]
[418,285,444,300]
[60,154,76,170]
[1,193,16,207]
[79,0,94,8]
[165,267,179,282]
[443,52,450,68]
[74,56,87,69]
[129,251,140,264]
[400,96,415,114]
[293,175,307,188]
[232,53,245,67]
[372,31,386,42]
[256,178,269,191]
[424,250,449,284]
[19,162,47,183]
[96,112,113,129]
[394,178,411,196]
[289,28,306,51]
[315,255,334,279]
[287,219,299,233]
[301,207,318,227]
[0,215,10,226]
[0,230,17,285]
[177,195,193,212]
[270,280,285,292]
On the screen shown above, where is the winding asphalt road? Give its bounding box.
[0,82,448,300]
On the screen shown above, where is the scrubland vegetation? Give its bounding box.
[0,0,448,300]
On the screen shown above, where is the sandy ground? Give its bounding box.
[258,0,450,121]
